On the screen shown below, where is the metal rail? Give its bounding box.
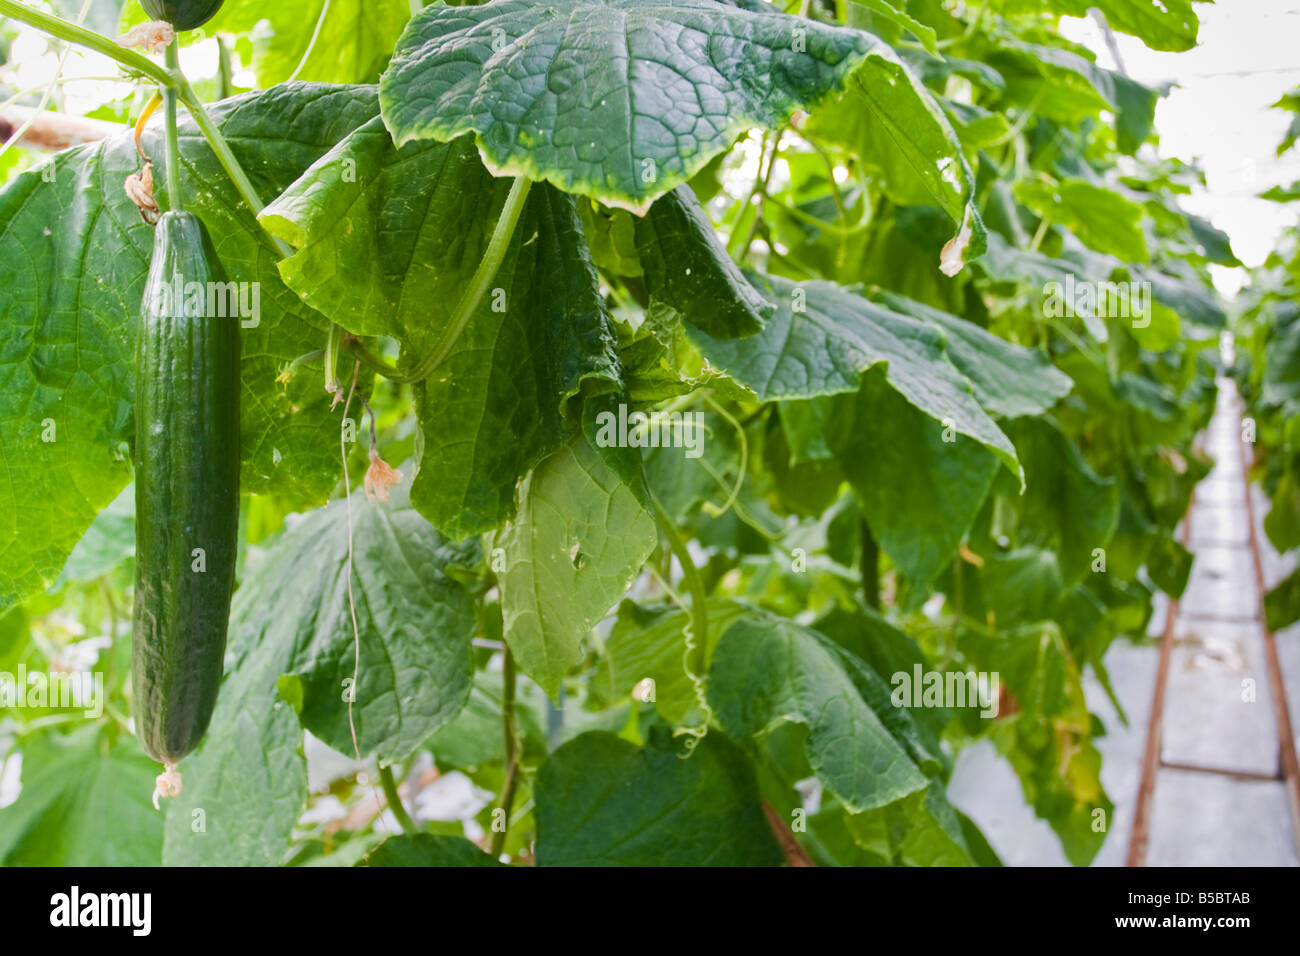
[1126,389,1300,865]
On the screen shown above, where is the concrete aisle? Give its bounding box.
[949,380,1300,866]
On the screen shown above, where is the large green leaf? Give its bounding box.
[1015,0,1199,52]
[414,184,623,538]
[163,478,477,865]
[980,416,1120,588]
[988,39,1160,154]
[534,729,783,866]
[708,615,928,813]
[0,83,380,614]
[806,49,987,267]
[379,0,952,214]
[362,833,502,867]
[593,598,751,722]
[828,371,1002,586]
[490,434,657,699]
[634,186,772,338]
[260,118,494,348]
[263,119,625,538]
[1014,179,1149,265]
[845,780,981,866]
[689,273,1019,474]
[0,725,161,866]
[871,291,1073,419]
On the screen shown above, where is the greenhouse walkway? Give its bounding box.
[949,380,1300,866]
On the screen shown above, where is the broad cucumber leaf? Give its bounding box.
[1014,179,1149,265]
[845,780,979,866]
[379,0,953,214]
[593,598,751,722]
[988,39,1159,154]
[1007,0,1199,52]
[634,186,773,338]
[411,184,623,537]
[260,119,496,350]
[828,371,1001,586]
[847,0,938,54]
[489,434,657,700]
[871,291,1073,419]
[163,478,477,865]
[689,272,1020,474]
[982,416,1120,588]
[806,53,987,268]
[263,119,625,538]
[362,833,502,867]
[0,83,380,615]
[708,615,928,813]
[0,725,161,866]
[534,729,783,866]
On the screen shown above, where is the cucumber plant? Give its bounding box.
[0,0,1230,867]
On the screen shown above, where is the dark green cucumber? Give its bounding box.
[132,211,240,766]
[140,0,225,31]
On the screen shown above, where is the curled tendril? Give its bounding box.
[647,494,714,756]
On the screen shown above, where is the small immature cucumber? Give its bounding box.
[132,210,240,767]
[139,0,225,32]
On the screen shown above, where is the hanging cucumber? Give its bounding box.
[132,209,240,797]
[140,0,225,32]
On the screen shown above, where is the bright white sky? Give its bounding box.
[1064,1,1300,295]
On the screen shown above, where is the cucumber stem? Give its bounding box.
[378,765,418,836]
[401,175,533,384]
[336,177,534,386]
[163,39,184,213]
[489,645,521,859]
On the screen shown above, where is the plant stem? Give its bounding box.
[403,176,532,384]
[336,177,533,386]
[216,36,233,100]
[490,647,521,859]
[377,765,418,836]
[173,74,293,256]
[0,0,173,88]
[163,39,183,213]
[860,518,880,610]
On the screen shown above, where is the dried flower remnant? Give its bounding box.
[364,451,403,503]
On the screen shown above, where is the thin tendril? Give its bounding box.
[287,0,332,83]
[338,360,382,809]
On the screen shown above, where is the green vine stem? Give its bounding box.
[341,176,534,386]
[489,646,521,859]
[162,39,183,213]
[377,765,418,836]
[402,175,533,384]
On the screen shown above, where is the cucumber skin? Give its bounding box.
[132,211,240,765]
[139,0,225,32]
